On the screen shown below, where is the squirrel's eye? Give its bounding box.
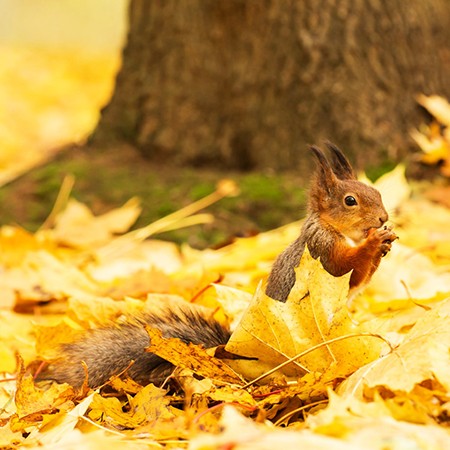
[344,195,357,206]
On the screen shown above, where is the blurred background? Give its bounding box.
[0,0,128,181]
[0,0,449,247]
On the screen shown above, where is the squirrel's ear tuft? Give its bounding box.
[325,141,356,180]
[310,145,337,195]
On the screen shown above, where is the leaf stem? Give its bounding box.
[243,332,394,389]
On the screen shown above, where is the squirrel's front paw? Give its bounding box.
[368,226,398,257]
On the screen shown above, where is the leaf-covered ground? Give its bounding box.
[1,166,450,449]
[1,40,450,449]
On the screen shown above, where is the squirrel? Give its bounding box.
[266,142,397,301]
[36,142,397,388]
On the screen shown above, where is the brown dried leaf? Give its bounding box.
[146,326,245,385]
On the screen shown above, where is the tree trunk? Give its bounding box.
[94,0,450,172]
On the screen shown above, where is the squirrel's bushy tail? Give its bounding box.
[38,306,230,388]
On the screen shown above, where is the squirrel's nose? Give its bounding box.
[379,212,388,226]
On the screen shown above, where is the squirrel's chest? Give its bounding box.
[343,235,358,248]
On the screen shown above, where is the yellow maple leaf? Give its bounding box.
[411,128,450,164]
[413,95,450,171]
[225,249,385,382]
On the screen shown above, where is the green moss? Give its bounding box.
[240,174,284,202]
[189,182,216,201]
[0,146,309,247]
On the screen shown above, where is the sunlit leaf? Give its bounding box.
[146,327,245,385]
[88,383,181,431]
[225,249,385,382]
[2,146,450,448]
[51,198,141,248]
[340,298,450,397]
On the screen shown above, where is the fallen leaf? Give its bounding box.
[306,391,450,449]
[25,393,95,446]
[0,311,36,371]
[190,405,360,450]
[225,249,385,382]
[1,250,99,309]
[51,198,141,248]
[339,298,450,397]
[88,383,179,430]
[11,369,75,432]
[146,326,244,385]
[361,243,450,304]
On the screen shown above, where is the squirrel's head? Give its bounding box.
[309,142,389,243]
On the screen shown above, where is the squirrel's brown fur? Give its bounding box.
[266,142,397,301]
[38,142,396,388]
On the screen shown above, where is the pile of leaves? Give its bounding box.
[1,167,450,449]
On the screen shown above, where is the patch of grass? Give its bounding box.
[241,174,285,202]
[189,183,216,201]
[0,144,308,248]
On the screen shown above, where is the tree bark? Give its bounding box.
[94,0,450,172]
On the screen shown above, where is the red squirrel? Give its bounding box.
[37,142,396,388]
[266,142,397,301]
